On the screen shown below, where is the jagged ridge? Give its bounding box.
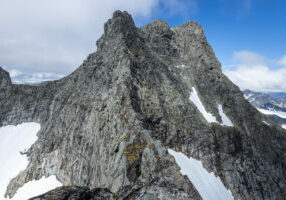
[1,11,286,200]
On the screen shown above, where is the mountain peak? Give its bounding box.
[107,10,135,33]
[1,11,286,200]
[96,10,137,51]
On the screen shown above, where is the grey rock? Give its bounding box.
[29,186,115,200]
[244,89,286,125]
[0,67,11,87]
[1,10,286,200]
[244,89,286,112]
[244,89,274,108]
[29,179,198,200]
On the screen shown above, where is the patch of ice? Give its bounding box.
[190,87,217,123]
[257,108,286,119]
[10,176,62,200]
[168,149,234,200]
[217,104,233,127]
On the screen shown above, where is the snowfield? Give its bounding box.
[168,149,234,200]
[257,108,286,119]
[190,87,217,123]
[190,87,234,126]
[0,123,62,200]
[257,108,286,129]
[262,121,270,126]
[217,104,233,127]
[10,176,62,200]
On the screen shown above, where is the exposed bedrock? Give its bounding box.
[1,11,285,200]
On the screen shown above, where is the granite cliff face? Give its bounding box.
[1,11,286,200]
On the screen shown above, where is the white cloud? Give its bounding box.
[0,0,159,80]
[5,68,64,83]
[0,0,199,83]
[278,55,286,66]
[224,51,286,92]
[9,69,23,78]
[159,0,198,17]
[233,50,266,65]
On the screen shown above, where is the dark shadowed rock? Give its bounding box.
[1,11,286,200]
[0,67,11,87]
[29,186,115,200]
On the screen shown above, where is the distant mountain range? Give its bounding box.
[244,89,286,126]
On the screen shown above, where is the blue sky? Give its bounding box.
[136,0,286,67]
[137,0,286,92]
[0,0,286,91]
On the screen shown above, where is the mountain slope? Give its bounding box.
[244,89,286,126]
[244,89,286,111]
[1,11,286,200]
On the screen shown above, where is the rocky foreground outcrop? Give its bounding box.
[1,11,286,200]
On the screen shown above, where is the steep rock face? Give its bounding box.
[1,11,286,200]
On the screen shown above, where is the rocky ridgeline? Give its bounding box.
[1,11,286,200]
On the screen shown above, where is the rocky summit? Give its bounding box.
[1,11,286,200]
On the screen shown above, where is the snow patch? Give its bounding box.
[175,64,187,68]
[168,149,234,200]
[257,108,286,119]
[10,176,62,200]
[282,125,286,130]
[189,87,217,123]
[189,88,234,126]
[244,94,252,100]
[0,123,40,199]
[262,121,270,126]
[243,94,255,102]
[0,123,62,199]
[217,104,233,126]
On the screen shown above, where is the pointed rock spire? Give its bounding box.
[0,67,11,88]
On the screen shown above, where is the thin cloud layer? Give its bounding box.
[224,51,286,92]
[158,0,198,18]
[218,0,253,18]
[278,55,286,66]
[11,72,64,84]
[0,0,158,82]
[233,50,266,65]
[1,0,200,83]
